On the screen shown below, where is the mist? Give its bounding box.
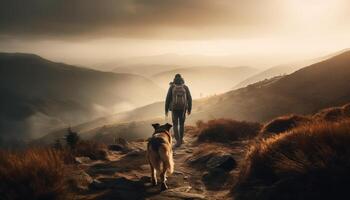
[1,0,350,69]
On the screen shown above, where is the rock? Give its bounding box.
[185,149,193,153]
[187,153,213,165]
[108,144,124,152]
[202,168,229,190]
[140,176,151,183]
[90,179,107,190]
[90,177,132,190]
[173,171,184,176]
[206,154,237,171]
[171,186,192,192]
[68,170,93,191]
[75,156,92,164]
[109,138,132,152]
[161,190,206,199]
[88,165,117,175]
[126,149,146,157]
[115,137,129,146]
[201,154,236,190]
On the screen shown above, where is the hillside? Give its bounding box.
[0,53,164,143]
[233,64,304,89]
[203,50,350,121]
[40,50,350,144]
[152,66,258,98]
[234,49,350,89]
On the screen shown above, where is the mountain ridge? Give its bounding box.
[0,52,164,142]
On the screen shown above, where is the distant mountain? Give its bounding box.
[152,66,258,98]
[113,65,259,98]
[105,54,236,67]
[234,49,350,89]
[0,53,164,142]
[112,64,181,77]
[103,53,309,70]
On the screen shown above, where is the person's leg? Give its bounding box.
[179,110,186,144]
[172,111,180,145]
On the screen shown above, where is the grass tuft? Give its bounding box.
[233,120,350,200]
[197,119,261,143]
[0,148,67,200]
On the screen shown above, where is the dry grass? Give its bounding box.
[313,103,350,122]
[184,125,200,137]
[313,107,345,121]
[342,103,350,117]
[260,103,350,136]
[0,148,67,200]
[197,119,261,143]
[261,114,312,135]
[73,140,108,160]
[232,120,350,200]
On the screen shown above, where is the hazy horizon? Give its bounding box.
[1,0,350,69]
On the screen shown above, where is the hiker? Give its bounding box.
[165,74,192,147]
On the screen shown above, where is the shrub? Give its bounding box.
[233,120,350,200]
[197,119,261,143]
[53,139,63,150]
[196,120,205,129]
[185,125,200,137]
[313,107,344,121]
[341,103,350,117]
[0,148,67,200]
[261,114,312,134]
[73,140,108,160]
[65,128,80,149]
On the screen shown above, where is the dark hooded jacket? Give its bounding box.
[165,76,192,113]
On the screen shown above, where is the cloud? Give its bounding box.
[0,0,286,40]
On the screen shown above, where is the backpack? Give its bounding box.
[172,84,187,111]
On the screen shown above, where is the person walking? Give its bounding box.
[165,74,192,147]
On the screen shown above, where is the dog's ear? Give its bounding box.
[164,123,173,131]
[152,123,160,130]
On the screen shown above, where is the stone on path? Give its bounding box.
[75,156,92,164]
[206,154,237,171]
[69,170,93,191]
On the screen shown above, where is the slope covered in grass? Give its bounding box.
[233,120,350,200]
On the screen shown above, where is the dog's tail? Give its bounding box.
[159,145,174,174]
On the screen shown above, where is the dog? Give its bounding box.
[147,123,174,191]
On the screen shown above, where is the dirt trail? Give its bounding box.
[72,133,244,200]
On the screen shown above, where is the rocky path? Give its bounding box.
[71,133,245,200]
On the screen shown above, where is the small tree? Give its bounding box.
[65,127,79,149]
[53,138,63,150]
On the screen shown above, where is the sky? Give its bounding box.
[1,0,350,69]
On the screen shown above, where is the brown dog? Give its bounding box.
[147,123,174,191]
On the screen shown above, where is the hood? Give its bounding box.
[173,76,185,85]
